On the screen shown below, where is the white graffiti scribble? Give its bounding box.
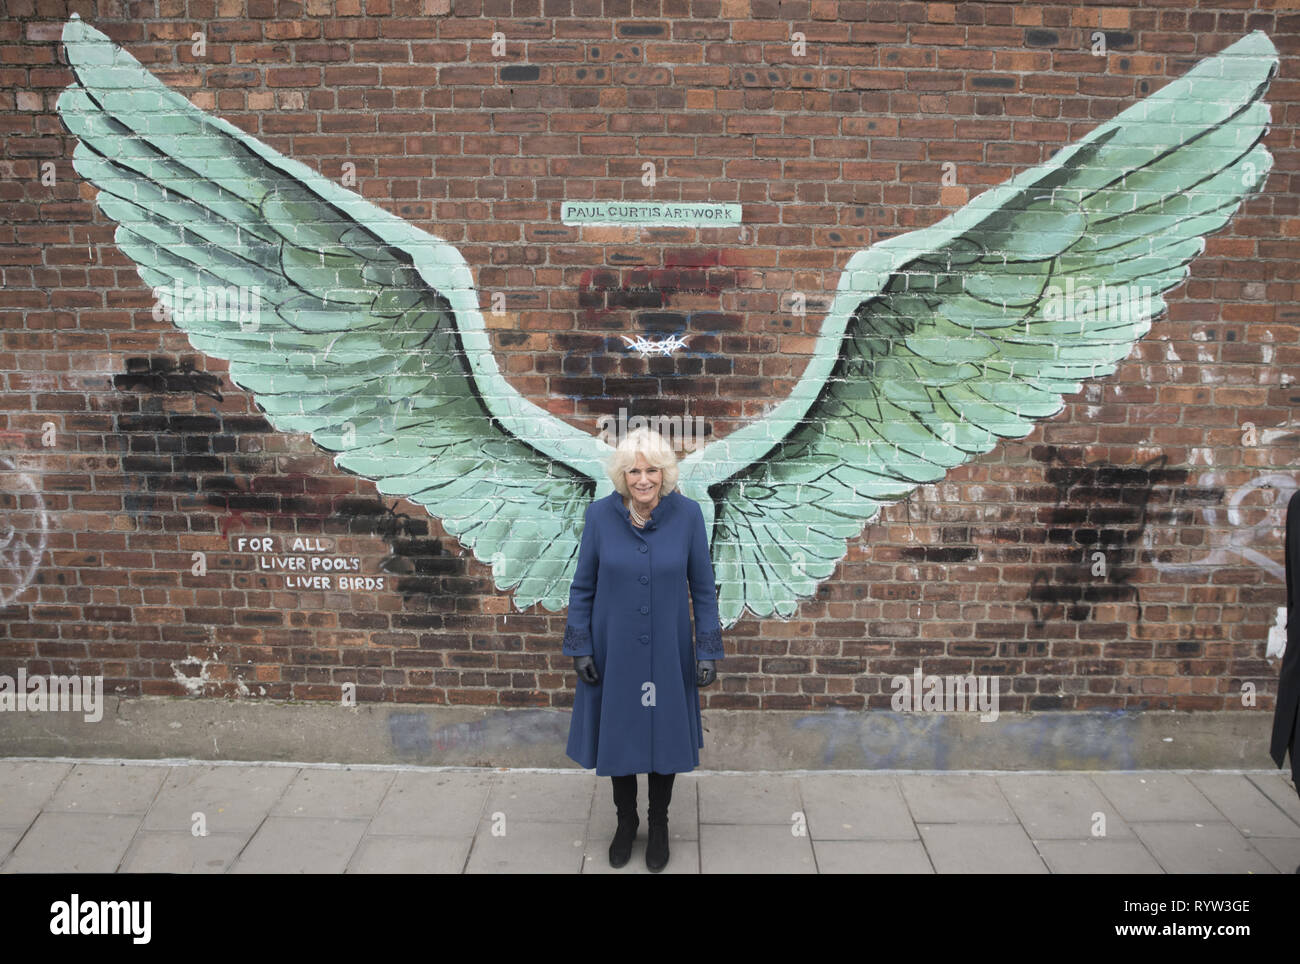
[620,332,690,357]
[1146,471,1293,582]
[1267,606,1287,660]
[1260,418,1300,447]
[0,456,50,606]
[171,653,251,697]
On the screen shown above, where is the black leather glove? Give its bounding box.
[573,655,599,685]
[696,659,716,687]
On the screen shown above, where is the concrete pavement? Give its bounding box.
[1,758,1297,873]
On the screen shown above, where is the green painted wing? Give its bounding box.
[57,16,615,611]
[678,32,1277,628]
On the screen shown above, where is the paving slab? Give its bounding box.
[1245,773,1300,824]
[900,773,1016,823]
[998,773,1135,840]
[0,829,21,866]
[143,765,297,833]
[119,831,249,873]
[1091,773,1222,823]
[1128,822,1277,874]
[230,816,370,874]
[919,823,1048,873]
[0,761,73,829]
[699,824,817,873]
[1034,838,1163,874]
[463,819,587,873]
[812,839,934,873]
[798,773,918,840]
[484,771,595,824]
[270,767,395,820]
[44,762,167,815]
[698,773,803,824]
[367,770,492,837]
[1,812,140,873]
[1187,773,1300,838]
[347,834,471,874]
[1249,836,1300,874]
[1,760,1294,873]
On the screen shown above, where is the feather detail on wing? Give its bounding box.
[683,32,1277,628]
[57,17,613,611]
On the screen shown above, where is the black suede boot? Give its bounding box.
[609,774,638,868]
[646,771,675,872]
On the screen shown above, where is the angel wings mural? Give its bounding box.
[55,15,1277,630]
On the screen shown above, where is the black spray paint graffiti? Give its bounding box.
[332,494,470,605]
[1024,446,1208,628]
[113,355,225,402]
[113,355,249,519]
[212,476,465,606]
[112,357,472,606]
[564,250,740,433]
[214,486,466,606]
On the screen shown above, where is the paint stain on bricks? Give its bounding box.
[332,494,465,603]
[109,393,461,605]
[209,68,261,87]
[617,24,665,36]
[500,65,539,82]
[1024,446,1210,627]
[114,356,224,401]
[496,330,532,347]
[567,253,744,418]
[115,401,267,506]
[1025,30,1059,46]
[899,545,978,563]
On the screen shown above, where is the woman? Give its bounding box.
[561,427,725,872]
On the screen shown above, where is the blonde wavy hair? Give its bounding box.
[606,426,680,499]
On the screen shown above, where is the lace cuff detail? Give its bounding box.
[562,624,593,656]
[695,625,724,659]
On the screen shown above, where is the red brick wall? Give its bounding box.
[1,0,1297,713]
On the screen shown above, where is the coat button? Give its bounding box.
[639,605,648,614]
[639,575,648,584]
[639,635,649,644]
[638,545,647,552]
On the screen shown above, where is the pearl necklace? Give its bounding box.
[626,495,658,527]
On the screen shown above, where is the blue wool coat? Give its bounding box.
[562,488,725,776]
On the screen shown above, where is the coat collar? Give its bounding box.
[610,487,677,529]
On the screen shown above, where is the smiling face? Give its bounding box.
[624,451,662,514]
